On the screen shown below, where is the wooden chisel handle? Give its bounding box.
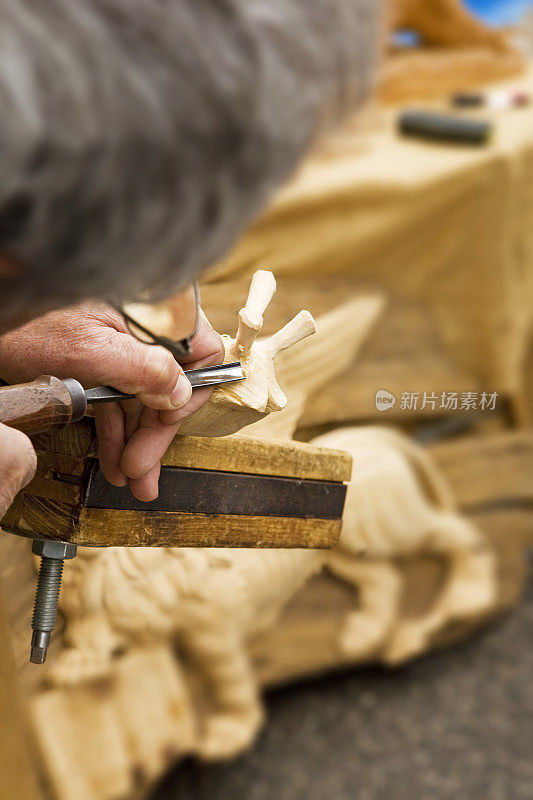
[0,376,87,435]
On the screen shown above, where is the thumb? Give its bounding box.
[84,330,192,412]
[0,424,37,520]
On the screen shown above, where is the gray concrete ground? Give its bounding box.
[154,566,533,800]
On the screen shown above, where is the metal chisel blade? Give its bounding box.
[185,362,245,389]
[85,362,245,404]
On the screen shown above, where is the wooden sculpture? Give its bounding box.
[176,270,315,436]
[22,286,532,800]
[123,269,317,437]
[315,426,496,664]
[41,293,385,758]
[40,287,496,761]
[380,0,526,102]
[45,424,497,763]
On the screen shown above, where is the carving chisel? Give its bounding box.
[0,362,244,435]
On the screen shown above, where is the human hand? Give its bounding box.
[0,423,36,520]
[0,304,224,501]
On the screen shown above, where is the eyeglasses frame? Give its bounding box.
[116,281,200,361]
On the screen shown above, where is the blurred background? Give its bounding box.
[465,0,533,26]
[154,2,533,798]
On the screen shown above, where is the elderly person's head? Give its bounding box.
[0,0,381,327]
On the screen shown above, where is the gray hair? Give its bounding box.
[0,0,382,315]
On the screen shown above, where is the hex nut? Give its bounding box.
[32,539,77,560]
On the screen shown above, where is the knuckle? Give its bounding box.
[140,346,178,394]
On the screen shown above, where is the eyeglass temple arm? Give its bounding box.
[118,310,192,359]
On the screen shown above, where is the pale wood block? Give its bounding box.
[32,648,197,800]
[32,685,132,800]
[202,281,479,428]
[0,584,43,800]
[160,433,353,482]
[111,648,196,786]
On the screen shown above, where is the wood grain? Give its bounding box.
[160,433,353,482]
[2,495,78,542]
[32,422,96,459]
[30,421,353,482]
[76,509,342,549]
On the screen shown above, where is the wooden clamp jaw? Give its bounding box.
[2,419,352,549]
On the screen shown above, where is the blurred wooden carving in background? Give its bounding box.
[381,0,526,101]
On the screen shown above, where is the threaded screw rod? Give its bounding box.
[30,539,77,665]
[30,558,64,664]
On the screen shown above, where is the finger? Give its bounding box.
[129,463,161,503]
[94,404,127,487]
[159,385,214,427]
[0,424,36,519]
[157,312,225,424]
[81,331,192,411]
[122,399,143,442]
[179,310,225,367]
[120,407,181,481]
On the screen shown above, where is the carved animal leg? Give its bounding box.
[384,515,496,665]
[180,616,263,760]
[47,614,123,687]
[433,519,497,620]
[327,552,402,659]
[235,270,276,356]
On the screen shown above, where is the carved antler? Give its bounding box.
[263,311,317,359]
[179,271,316,437]
[235,270,277,356]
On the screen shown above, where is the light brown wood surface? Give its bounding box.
[380,46,525,104]
[430,430,533,510]
[388,0,510,49]
[0,583,44,800]
[2,423,351,548]
[159,433,352,482]
[76,510,342,549]
[32,647,196,800]
[250,513,530,686]
[381,0,525,102]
